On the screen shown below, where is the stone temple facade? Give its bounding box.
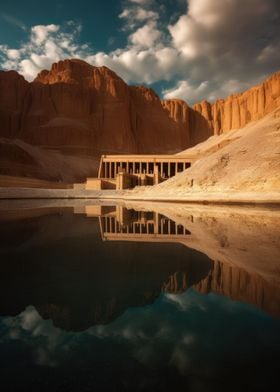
[85,154,194,190]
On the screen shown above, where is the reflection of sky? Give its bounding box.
[1,289,280,391]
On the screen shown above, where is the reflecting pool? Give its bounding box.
[0,201,280,391]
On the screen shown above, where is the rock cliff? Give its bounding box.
[193,71,280,135]
[0,59,193,181]
[0,59,279,182]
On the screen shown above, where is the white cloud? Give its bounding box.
[0,22,86,81]
[119,7,158,22]
[7,49,21,60]
[129,21,161,47]
[0,0,279,104]
[163,80,209,102]
[31,24,59,45]
[129,0,153,4]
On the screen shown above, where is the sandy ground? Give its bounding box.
[127,108,280,202]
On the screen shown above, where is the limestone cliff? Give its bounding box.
[0,59,191,181]
[193,71,280,135]
[1,59,280,182]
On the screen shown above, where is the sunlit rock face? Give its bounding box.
[0,60,279,182]
[0,59,192,181]
[193,71,280,135]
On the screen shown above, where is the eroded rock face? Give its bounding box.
[0,60,193,181]
[193,71,280,135]
[0,60,279,181]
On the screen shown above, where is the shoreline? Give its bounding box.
[0,187,280,207]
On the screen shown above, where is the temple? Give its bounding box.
[85,154,194,190]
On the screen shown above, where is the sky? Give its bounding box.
[0,0,279,104]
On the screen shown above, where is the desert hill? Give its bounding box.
[0,59,280,183]
[131,107,280,201]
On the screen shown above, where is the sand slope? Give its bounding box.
[0,138,99,183]
[131,107,280,201]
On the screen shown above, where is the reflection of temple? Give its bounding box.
[74,205,191,242]
[0,209,210,331]
[99,207,191,242]
[1,205,280,332]
[74,205,280,320]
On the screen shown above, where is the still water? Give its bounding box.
[0,201,280,392]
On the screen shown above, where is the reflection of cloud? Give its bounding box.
[0,289,279,392]
[1,306,66,367]
[164,291,206,311]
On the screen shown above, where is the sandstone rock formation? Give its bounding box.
[0,59,279,182]
[193,71,280,135]
[0,59,191,181]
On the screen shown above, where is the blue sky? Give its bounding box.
[0,0,279,104]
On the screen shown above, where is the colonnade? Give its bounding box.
[99,156,192,180]
[100,213,191,238]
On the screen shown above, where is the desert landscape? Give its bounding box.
[0,60,280,203]
[1,1,280,391]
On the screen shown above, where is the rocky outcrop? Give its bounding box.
[193,71,280,135]
[0,59,192,181]
[1,59,280,182]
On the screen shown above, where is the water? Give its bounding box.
[0,201,280,391]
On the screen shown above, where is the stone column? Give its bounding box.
[160,219,164,234]
[168,162,171,177]
[154,213,159,234]
[153,165,159,185]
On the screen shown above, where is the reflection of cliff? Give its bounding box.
[1,202,280,331]
[193,260,280,318]
[0,211,211,331]
[131,202,280,317]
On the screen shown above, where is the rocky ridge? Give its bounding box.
[0,59,279,182]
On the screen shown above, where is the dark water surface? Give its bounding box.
[0,202,280,392]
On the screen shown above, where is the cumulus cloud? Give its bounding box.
[119,7,158,23]
[129,21,162,47]
[0,0,279,104]
[165,0,280,102]
[0,21,87,81]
